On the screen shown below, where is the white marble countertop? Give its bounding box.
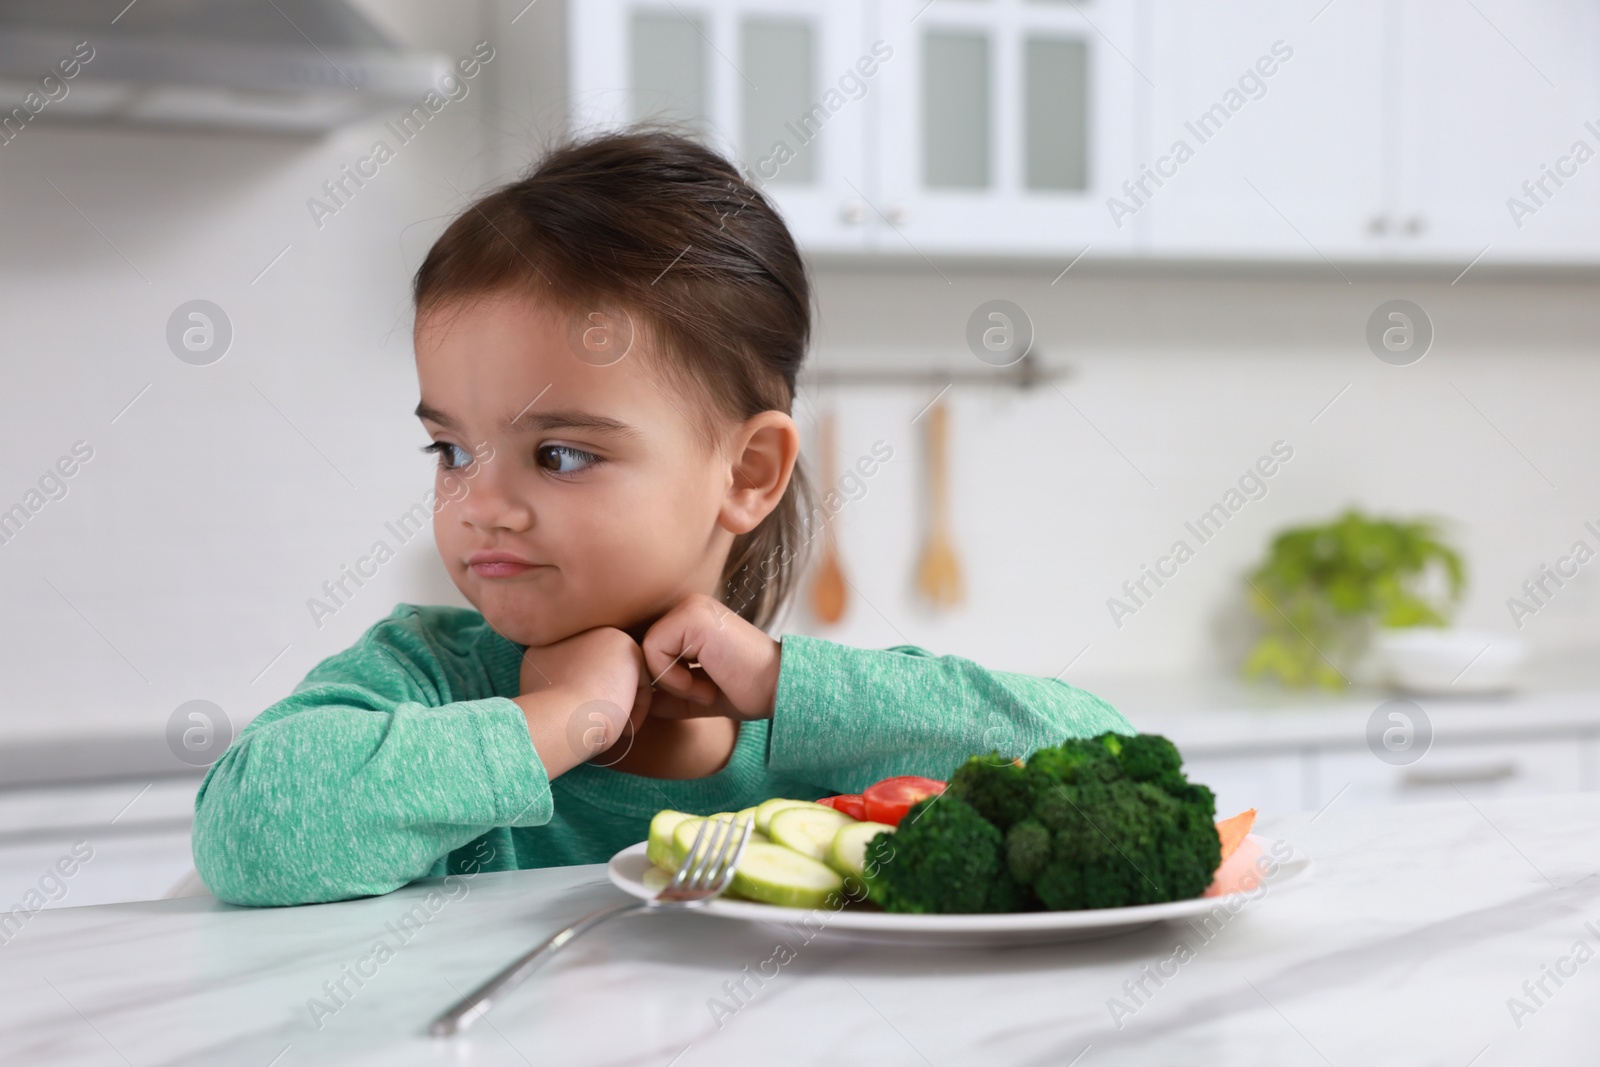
[4,793,1598,1065]
[1085,667,1600,756]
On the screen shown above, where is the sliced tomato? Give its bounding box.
[816,794,866,820]
[862,776,946,827]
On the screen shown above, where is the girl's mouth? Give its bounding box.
[467,551,547,578]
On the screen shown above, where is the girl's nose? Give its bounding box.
[453,452,534,532]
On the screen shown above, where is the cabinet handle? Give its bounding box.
[840,200,866,225]
[1400,761,1517,788]
[1367,214,1389,236]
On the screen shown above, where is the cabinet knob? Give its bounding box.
[886,202,909,226]
[840,200,866,225]
[1404,215,1427,237]
[1367,214,1389,236]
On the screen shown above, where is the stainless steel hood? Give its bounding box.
[0,0,452,134]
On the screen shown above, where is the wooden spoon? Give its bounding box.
[809,409,848,624]
[915,398,964,608]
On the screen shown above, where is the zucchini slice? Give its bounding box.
[767,806,854,861]
[730,842,845,909]
[826,820,895,878]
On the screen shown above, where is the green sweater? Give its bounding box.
[192,604,1133,906]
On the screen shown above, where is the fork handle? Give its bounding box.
[430,901,644,1037]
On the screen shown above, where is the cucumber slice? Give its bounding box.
[647,810,693,870]
[730,842,845,909]
[826,821,895,878]
[669,814,767,867]
[754,798,837,834]
[768,806,854,861]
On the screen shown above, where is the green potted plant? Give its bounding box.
[1242,509,1466,690]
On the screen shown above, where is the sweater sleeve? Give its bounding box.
[767,635,1135,793]
[191,621,551,907]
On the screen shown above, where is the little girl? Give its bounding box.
[192,129,1133,906]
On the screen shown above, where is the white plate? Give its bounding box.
[606,834,1309,946]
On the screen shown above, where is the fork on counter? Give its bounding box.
[430,815,754,1038]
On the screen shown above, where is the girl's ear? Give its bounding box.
[719,410,800,535]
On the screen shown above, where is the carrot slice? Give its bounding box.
[1215,808,1257,863]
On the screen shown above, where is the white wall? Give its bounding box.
[0,1,1596,750]
[794,268,1600,686]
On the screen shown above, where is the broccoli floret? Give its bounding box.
[865,732,1217,913]
[1012,733,1219,910]
[862,794,1023,914]
[948,753,1034,830]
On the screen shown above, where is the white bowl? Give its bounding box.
[1372,628,1527,695]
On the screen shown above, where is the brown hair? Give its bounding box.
[413,127,814,630]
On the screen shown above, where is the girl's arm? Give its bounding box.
[192,621,640,907]
[766,635,1135,792]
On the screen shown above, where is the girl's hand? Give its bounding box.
[515,626,652,777]
[641,594,781,721]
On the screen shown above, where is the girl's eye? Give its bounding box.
[421,441,474,471]
[536,444,599,475]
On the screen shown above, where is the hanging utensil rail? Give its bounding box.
[799,351,1065,390]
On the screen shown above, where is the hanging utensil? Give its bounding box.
[809,409,848,624]
[915,398,963,608]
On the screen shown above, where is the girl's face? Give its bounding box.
[414,293,751,648]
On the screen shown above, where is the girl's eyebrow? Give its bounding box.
[415,400,636,438]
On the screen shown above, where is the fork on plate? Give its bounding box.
[429,815,754,1037]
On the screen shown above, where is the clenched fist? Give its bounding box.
[640,594,782,722]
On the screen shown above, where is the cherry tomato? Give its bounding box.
[816,794,866,820]
[862,776,946,826]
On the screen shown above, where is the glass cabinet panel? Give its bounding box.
[1023,36,1087,190]
[922,30,991,189]
[630,10,709,132]
[740,18,817,185]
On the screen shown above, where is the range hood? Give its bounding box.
[0,0,451,134]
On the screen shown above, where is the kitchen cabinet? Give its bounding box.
[1144,0,1388,260]
[566,0,1600,262]
[869,0,1141,255]
[1184,750,1314,818]
[569,0,873,254]
[1393,0,1600,263]
[1314,735,1593,808]
[568,0,1143,256]
[1147,0,1600,264]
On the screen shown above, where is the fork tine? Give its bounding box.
[691,815,735,890]
[710,816,754,893]
[669,818,714,889]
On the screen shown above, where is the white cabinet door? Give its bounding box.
[1184,751,1310,817]
[871,0,1142,257]
[1312,735,1591,809]
[1145,0,1389,262]
[568,1,873,253]
[1395,0,1600,264]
